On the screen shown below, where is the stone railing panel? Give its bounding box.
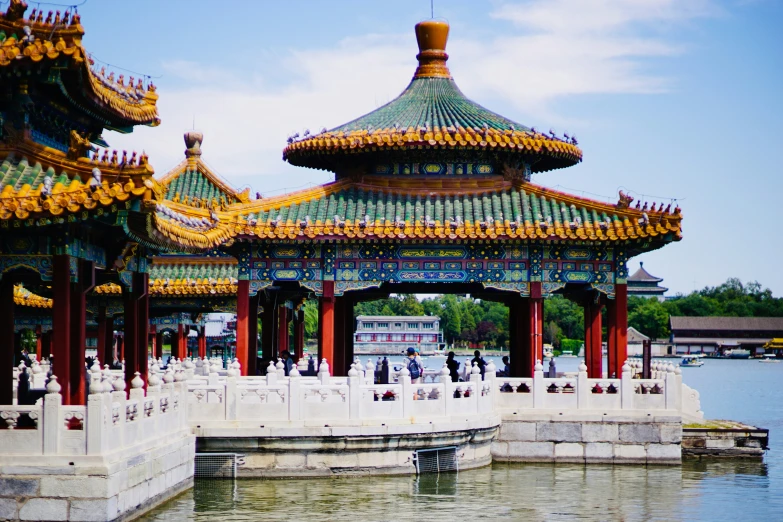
[237,384,288,421]
[542,378,577,410]
[300,384,349,420]
[187,384,225,422]
[411,383,447,418]
[359,384,404,419]
[0,405,42,454]
[586,378,622,410]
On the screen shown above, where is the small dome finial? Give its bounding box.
[413,20,451,79]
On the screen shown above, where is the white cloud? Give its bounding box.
[106,1,717,195]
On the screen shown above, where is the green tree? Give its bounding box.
[628,298,671,339]
[303,299,319,339]
[544,321,562,348]
[544,296,584,340]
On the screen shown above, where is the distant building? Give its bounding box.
[669,317,783,355]
[354,315,445,354]
[627,262,668,300]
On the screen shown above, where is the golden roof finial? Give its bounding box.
[413,20,451,79]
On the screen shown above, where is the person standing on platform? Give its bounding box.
[471,350,487,377]
[406,347,422,384]
[280,350,294,376]
[446,351,460,382]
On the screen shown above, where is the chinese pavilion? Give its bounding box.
[0,0,170,404]
[144,19,683,379]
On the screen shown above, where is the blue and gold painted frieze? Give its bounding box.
[373,162,495,176]
[244,241,620,297]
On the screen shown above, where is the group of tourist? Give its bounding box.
[406,348,508,383]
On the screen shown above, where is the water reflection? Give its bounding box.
[138,459,777,522]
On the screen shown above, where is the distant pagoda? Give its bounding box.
[628,262,668,300]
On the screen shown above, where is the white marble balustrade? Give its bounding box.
[494,360,696,415]
[0,364,190,457]
[183,358,701,427]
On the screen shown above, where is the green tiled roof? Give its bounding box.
[227,177,682,242]
[164,167,239,205]
[0,153,75,191]
[331,77,530,135]
[149,259,238,282]
[240,185,617,227]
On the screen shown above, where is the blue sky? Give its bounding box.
[41,0,783,295]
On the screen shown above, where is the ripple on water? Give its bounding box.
[137,460,777,522]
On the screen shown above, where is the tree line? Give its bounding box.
[297,277,783,349]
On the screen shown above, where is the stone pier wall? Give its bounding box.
[0,433,195,522]
[197,419,499,477]
[492,414,682,464]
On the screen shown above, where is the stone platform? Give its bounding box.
[0,434,193,521]
[682,423,769,459]
[492,413,682,464]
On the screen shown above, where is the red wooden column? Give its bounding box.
[508,294,529,377]
[613,284,628,378]
[332,296,346,376]
[293,307,305,361]
[155,330,164,360]
[277,302,289,357]
[0,280,15,404]
[528,282,544,374]
[583,293,604,378]
[248,295,259,375]
[70,260,94,405]
[52,255,72,403]
[96,307,107,365]
[319,281,336,371]
[41,331,52,360]
[236,279,250,375]
[35,326,42,357]
[176,324,186,359]
[344,295,355,370]
[197,326,206,359]
[149,325,157,359]
[171,326,181,359]
[123,283,138,392]
[261,299,275,362]
[135,272,149,388]
[606,295,617,378]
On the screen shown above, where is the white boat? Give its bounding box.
[681,355,705,367]
[759,354,780,363]
[725,348,751,359]
[559,350,577,358]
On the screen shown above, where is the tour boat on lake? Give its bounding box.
[681,355,705,367]
[759,354,780,363]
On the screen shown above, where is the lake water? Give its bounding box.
[140,357,782,521]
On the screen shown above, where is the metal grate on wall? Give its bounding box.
[194,453,245,479]
[414,447,458,474]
